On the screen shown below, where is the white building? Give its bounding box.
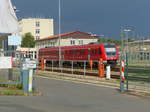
[19,18,54,40]
[36,31,99,49]
[17,18,54,59]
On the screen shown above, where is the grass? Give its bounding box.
[0,85,24,96]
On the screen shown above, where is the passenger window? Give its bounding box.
[91,49,97,55]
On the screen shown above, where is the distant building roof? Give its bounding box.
[36,31,99,42]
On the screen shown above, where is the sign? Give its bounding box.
[8,34,21,46]
[22,60,37,70]
[0,56,12,69]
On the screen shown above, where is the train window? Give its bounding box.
[80,50,85,55]
[91,49,97,55]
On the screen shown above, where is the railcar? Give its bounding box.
[38,43,119,65]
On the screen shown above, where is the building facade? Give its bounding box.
[36,31,98,49]
[16,47,37,59]
[19,18,54,40]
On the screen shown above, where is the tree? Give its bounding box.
[21,32,35,48]
[98,37,122,45]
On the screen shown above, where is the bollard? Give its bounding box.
[41,58,45,71]
[120,60,126,92]
[120,81,125,93]
[28,69,33,93]
[98,58,105,78]
[106,65,111,79]
[90,60,93,71]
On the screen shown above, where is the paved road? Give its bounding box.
[0,76,150,112]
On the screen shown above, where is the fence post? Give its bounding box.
[84,61,86,76]
[52,60,53,72]
[72,61,73,74]
[8,68,13,80]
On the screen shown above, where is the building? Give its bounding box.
[36,31,99,49]
[129,39,150,51]
[19,18,54,40]
[16,47,37,59]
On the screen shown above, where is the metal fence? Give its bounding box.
[125,42,150,92]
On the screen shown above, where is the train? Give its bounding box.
[38,43,119,66]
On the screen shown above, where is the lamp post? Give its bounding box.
[58,0,62,70]
[123,28,131,91]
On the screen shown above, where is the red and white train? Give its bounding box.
[38,43,119,65]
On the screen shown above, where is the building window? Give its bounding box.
[70,40,75,45]
[36,36,40,40]
[36,21,40,27]
[35,29,40,34]
[79,40,83,45]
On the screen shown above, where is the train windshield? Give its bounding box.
[104,45,116,57]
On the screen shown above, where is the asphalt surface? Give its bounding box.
[0,76,150,112]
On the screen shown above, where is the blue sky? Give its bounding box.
[12,0,150,39]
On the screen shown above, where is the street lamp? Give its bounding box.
[123,28,132,91]
[123,29,131,52]
[58,0,62,70]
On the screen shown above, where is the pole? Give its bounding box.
[58,0,62,70]
[120,60,125,92]
[52,60,53,72]
[72,61,73,74]
[125,31,129,91]
[84,61,86,76]
[28,69,33,93]
[120,27,125,92]
[126,52,129,90]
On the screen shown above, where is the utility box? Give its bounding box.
[21,59,37,94]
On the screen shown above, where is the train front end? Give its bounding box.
[104,44,119,65]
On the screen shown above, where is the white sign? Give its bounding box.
[8,34,21,45]
[22,60,37,70]
[0,57,12,69]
